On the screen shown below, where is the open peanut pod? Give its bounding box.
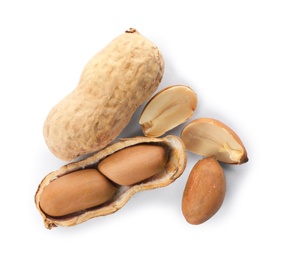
[35,135,187,229]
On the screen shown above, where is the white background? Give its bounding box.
[1,0,283,259]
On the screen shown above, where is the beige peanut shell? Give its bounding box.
[43,28,164,161]
[35,135,187,229]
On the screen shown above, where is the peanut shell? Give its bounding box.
[43,28,164,161]
[35,135,187,229]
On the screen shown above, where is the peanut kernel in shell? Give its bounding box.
[40,169,118,217]
[98,144,168,186]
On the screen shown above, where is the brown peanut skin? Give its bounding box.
[98,145,168,186]
[40,169,118,217]
[43,29,164,161]
[182,157,226,225]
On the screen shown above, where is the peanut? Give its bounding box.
[98,144,168,186]
[39,169,118,217]
[43,28,164,161]
[139,85,197,137]
[181,118,248,164]
[182,157,226,225]
[35,135,187,229]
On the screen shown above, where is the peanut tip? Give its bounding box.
[125,28,137,33]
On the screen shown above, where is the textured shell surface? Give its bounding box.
[43,29,164,161]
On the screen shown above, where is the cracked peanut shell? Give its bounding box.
[35,135,187,229]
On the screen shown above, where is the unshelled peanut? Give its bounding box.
[43,28,164,161]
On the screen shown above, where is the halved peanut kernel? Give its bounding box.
[181,118,248,164]
[139,85,197,137]
[98,144,168,186]
[39,169,118,217]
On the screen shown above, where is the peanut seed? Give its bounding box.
[39,169,118,217]
[181,118,248,164]
[182,157,226,225]
[139,85,197,137]
[98,144,168,186]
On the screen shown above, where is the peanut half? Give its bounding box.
[35,135,187,229]
[139,85,197,137]
[182,156,226,225]
[40,169,118,217]
[181,118,248,164]
[98,145,168,186]
[43,28,164,161]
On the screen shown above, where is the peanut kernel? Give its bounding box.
[40,169,118,217]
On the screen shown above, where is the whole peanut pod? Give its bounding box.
[43,28,164,161]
